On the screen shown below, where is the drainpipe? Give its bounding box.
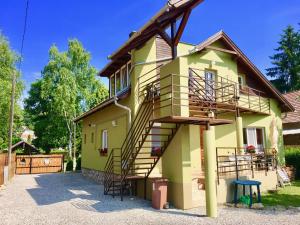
[114,96,131,131]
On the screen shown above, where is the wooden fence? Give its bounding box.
[16,154,64,174]
[0,152,16,185]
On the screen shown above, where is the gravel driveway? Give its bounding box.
[0,173,299,225]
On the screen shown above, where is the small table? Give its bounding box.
[233,180,261,208]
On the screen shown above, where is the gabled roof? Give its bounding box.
[12,141,39,154]
[99,0,203,77]
[282,90,300,123]
[192,30,294,113]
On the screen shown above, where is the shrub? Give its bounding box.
[65,156,81,171]
[285,146,300,179]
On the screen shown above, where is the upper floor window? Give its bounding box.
[238,75,245,89]
[110,76,115,97]
[110,61,131,97]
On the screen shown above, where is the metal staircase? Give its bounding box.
[104,68,240,200]
[104,91,180,199]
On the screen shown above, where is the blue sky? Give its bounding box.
[1,0,300,100]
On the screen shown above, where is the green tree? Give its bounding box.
[25,39,108,155]
[267,25,300,93]
[0,31,24,150]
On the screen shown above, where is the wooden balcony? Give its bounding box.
[137,67,270,126]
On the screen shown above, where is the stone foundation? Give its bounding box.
[82,168,104,184]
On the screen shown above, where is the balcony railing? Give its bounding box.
[216,147,277,184]
[138,68,238,121]
[138,67,270,118]
[190,68,271,114]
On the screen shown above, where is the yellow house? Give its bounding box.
[74,0,294,217]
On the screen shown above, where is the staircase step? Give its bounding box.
[133,162,154,165]
[135,157,157,160]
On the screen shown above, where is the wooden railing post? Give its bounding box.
[250,153,254,178]
[171,74,174,116]
[216,147,219,185]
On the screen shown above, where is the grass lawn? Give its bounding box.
[262,181,300,207]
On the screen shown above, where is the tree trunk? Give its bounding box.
[68,125,73,159]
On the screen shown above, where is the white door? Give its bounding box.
[205,71,215,100]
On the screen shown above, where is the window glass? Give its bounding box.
[116,71,121,93]
[256,128,263,145]
[238,76,243,89]
[121,66,127,88]
[110,75,115,97]
[102,130,108,149]
[127,62,131,85]
[91,132,94,143]
[84,134,86,144]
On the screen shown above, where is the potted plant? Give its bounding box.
[151,147,162,157]
[246,145,256,154]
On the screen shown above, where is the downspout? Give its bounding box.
[114,96,131,131]
[114,96,132,172]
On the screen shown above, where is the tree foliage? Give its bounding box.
[24,39,108,153]
[0,31,24,150]
[267,25,300,93]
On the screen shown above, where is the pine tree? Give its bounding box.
[267,25,300,93]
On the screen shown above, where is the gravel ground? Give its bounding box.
[0,173,299,225]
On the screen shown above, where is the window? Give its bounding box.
[110,75,115,97]
[121,66,127,89]
[116,71,121,93]
[91,132,94,143]
[127,62,131,85]
[109,61,131,97]
[204,70,215,99]
[102,130,108,149]
[84,134,86,144]
[243,127,265,153]
[238,75,244,89]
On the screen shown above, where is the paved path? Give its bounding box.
[0,173,299,225]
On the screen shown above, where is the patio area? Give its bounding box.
[0,173,299,225]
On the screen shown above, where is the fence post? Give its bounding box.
[234,148,239,180]
[29,157,32,174]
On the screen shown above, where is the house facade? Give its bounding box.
[75,0,293,217]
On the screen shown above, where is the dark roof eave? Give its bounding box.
[74,87,131,122]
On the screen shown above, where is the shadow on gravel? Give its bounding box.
[26,173,205,217]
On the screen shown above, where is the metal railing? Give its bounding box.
[138,69,239,119]
[216,147,277,184]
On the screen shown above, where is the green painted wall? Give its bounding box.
[81,35,286,209]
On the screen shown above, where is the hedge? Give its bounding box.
[285,146,300,179]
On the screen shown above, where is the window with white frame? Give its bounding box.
[243,127,265,153]
[109,61,131,97]
[121,66,127,89]
[102,130,108,149]
[110,75,115,97]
